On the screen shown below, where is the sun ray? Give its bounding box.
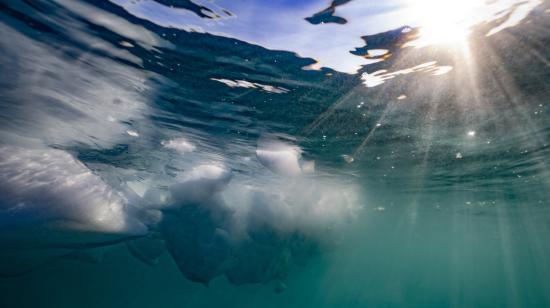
[302,87,361,136]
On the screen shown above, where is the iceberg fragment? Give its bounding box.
[0,145,148,237]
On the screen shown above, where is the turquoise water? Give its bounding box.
[1,1,550,307]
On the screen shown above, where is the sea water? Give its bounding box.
[1,1,549,307]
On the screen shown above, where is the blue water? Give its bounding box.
[1,0,550,307]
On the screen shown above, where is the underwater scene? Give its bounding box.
[1,0,549,307]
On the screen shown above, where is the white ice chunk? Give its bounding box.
[169,164,232,206]
[0,145,148,235]
[256,142,303,176]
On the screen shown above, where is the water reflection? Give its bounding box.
[114,0,542,73]
[362,61,453,87]
[211,78,290,94]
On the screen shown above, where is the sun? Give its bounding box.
[405,0,480,47]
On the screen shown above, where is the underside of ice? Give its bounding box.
[0,140,360,286]
[0,145,148,237]
[256,141,304,176]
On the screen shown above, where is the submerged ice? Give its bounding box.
[0,144,148,236]
[0,138,360,286]
[157,160,359,285]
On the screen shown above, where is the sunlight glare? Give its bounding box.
[405,0,480,47]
